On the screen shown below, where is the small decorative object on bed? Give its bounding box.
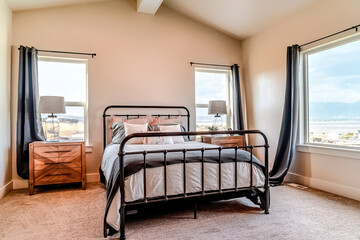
[100,105,269,240]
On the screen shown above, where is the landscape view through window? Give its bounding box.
[308,38,360,147]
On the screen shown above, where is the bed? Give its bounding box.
[100,105,270,240]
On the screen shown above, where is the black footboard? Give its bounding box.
[117,130,269,240]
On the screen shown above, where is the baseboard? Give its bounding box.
[0,180,13,200]
[286,172,360,201]
[13,179,28,189]
[12,173,99,190]
[86,173,100,183]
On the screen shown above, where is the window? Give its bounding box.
[303,36,360,148]
[195,68,232,131]
[38,56,88,142]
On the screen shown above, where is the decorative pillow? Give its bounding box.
[143,131,174,145]
[124,123,148,144]
[150,116,182,126]
[111,122,126,144]
[150,124,189,142]
[158,124,185,144]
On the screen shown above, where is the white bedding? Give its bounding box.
[101,142,265,231]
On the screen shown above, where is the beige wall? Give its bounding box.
[242,0,360,200]
[11,0,242,186]
[0,0,12,199]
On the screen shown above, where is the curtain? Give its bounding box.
[16,46,45,179]
[269,45,300,186]
[231,64,245,130]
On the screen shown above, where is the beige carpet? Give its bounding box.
[0,183,359,240]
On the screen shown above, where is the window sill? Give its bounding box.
[85,145,93,153]
[297,144,360,160]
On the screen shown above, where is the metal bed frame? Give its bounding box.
[102,105,270,240]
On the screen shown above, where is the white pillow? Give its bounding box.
[158,124,185,144]
[124,122,148,144]
[143,131,174,145]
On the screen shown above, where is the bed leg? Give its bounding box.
[264,186,270,214]
[194,202,197,219]
[120,205,126,240]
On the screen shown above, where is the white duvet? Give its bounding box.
[101,142,265,231]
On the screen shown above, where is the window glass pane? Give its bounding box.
[42,106,84,141]
[196,108,227,131]
[38,60,87,102]
[195,71,228,104]
[308,39,360,147]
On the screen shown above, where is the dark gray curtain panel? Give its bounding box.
[269,45,300,186]
[16,46,45,179]
[231,64,244,130]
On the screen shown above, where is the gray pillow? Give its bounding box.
[149,124,189,142]
[111,122,126,144]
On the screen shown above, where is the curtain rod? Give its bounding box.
[17,48,96,58]
[190,62,232,68]
[300,24,360,48]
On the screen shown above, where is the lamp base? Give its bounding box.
[44,115,60,142]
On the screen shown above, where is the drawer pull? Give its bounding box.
[44,150,72,153]
[45,173,72,177]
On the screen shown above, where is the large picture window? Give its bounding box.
[38,56,88,142]
[303,36,360,147]
[195,68,232,131]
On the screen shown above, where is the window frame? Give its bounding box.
[300,33,360,150]
[38,56,89,145]
[194,67,233,130]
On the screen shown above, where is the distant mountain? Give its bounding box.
[310,101,360,121]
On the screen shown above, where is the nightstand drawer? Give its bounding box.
[34,168,81,185]
[34,145,81,159]
[34,156,82,170]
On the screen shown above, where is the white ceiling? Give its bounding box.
[5,0,110,11]
[163,0,319,39]
[6,0,320,40]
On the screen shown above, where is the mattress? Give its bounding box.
[101,142,265,231]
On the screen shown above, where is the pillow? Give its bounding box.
[150,116,182,125]
[150,124,189,142]
[158,124,185,144]
[143,131,174,145]
[111,122,126,144]
[124,123,148,144]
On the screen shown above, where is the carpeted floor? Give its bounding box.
[0,183,359,240]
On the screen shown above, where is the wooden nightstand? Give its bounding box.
[29,141,86,195]
[201,135,245,148]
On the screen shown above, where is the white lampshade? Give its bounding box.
[208,100,227,115]
[39,96,66,114]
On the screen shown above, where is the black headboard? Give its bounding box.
[102,105,190,149]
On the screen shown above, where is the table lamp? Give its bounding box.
[39,96,66,142]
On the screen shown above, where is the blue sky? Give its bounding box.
[308,38,360,103]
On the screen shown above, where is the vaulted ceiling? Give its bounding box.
[163,0,319,39]
[6,0,320,40]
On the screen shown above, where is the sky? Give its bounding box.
[38,60,86,118]
[308,38,360,104]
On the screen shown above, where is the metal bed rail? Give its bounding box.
[117,130,269,240]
